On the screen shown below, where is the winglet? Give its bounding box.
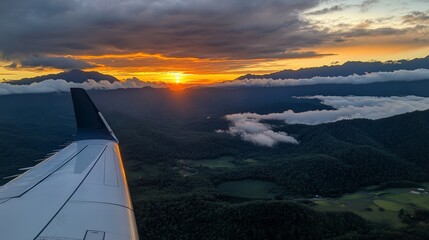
[70,88,118,143]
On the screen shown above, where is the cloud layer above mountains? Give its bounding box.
[2,67,429,96]
[0,79,166,95]
[215,69,429,87]
[220,95,429,147]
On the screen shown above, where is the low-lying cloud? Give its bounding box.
[215,69,429,87]
[0,78,166,95]
[219,95,429,147]
[216,119,298,147]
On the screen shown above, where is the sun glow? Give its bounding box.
[174,72,182,83]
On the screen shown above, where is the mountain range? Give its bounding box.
[237,55,429,80]
[7,55,429,86]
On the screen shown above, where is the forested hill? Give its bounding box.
[237,55,429,80]
[216,108,429,197]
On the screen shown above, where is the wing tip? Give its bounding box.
[70,88,118,142]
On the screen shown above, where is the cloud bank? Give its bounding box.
[0,78,166,95]
[219,95,429,147]
[214,69,429,88]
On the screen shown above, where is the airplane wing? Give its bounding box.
[0,88,139,240]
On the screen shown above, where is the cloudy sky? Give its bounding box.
[0,0,428,83]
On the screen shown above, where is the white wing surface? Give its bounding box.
[0,88,139,240]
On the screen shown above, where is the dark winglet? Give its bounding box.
[70,88,118,142]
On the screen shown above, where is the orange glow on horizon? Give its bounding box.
[2,44,429,84]
[167,83,192,91]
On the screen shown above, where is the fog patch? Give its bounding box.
[218,95,429,147]
[0,78,167,95]
[217,119,298,147]
[214,69,429,87]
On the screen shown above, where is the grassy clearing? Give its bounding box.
[181,156,236,169]
[180,156,261,170]
[242,158,260,165]
[384,192,429,210]
[313,183,429,228]
[340,193,367,200]
[127,164,161,181]
[373,200,406,211]
[217,180,282,199]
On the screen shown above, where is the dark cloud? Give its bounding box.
[306,5,344,15]
[306,0,381,16]
[331,14,426,41]
[360,0,378,12]
[281,51,335,59]
[334,38,346,42]
[8,55,97,70]
[402,11,429,25]
[0,0,327,60]
[341,27,406,38]
[6,63,18,69]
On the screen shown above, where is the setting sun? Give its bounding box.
[174,72,182,84]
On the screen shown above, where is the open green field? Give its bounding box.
[313,184,429,228]
[183,156,236,169]
[217,179,282,199]
[126,161,162,181]
[180,156,260,169]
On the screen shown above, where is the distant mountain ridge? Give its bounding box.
[237,55,429,80]
[10,69,119,85]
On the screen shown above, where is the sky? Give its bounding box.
[0,0,428,84]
